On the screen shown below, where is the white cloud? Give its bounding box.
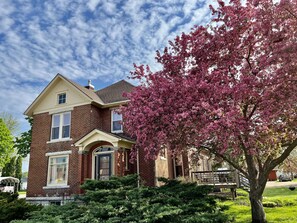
[87,0,101,11]
[0,0,214,132]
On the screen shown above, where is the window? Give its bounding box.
[47,156,69,186]
[51,112,71,140]
[58,93,66,104]
[111,110,122,133]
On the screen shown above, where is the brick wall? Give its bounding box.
[28,102,161,198]
[138,148,155,187]
[27,104,103,197]
[101,108,111,132]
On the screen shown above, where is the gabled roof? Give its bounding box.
[24,73,103,116]
[96,80,134,104]
[63,75,104,105]
[25,74,135,116]
[74,128,135,151]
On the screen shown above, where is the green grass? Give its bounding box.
[18,191,26,195]
[220,187,297,223]
[263,187,297,198]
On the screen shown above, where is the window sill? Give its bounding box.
[160,157,167,161]
[111,130,123,134]
[47,138,72,144]
[43,185,70,189]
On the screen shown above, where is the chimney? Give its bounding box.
[85,80,95,90]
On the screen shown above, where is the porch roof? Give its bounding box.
[74,129,135,152]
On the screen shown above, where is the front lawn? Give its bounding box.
[222,187,297,223]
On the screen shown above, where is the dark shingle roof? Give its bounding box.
[96,80,135,104]
[61,75,104,105]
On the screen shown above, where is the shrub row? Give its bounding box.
[12,175,229,223]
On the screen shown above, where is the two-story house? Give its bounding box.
[24,74,189,205]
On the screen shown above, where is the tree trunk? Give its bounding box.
[249,192,267,223]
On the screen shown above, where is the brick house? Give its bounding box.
[24,74,189,204]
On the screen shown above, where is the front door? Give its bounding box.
[95,154,112,180]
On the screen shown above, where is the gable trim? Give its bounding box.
[74,129,134,151]
[24,74,101,116]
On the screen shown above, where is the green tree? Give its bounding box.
[2,156,16,177]
[0,118,14,170]
[15,156,22,181]
[22,172,28,178]
[14,117,33,158]
[0,112,20,136]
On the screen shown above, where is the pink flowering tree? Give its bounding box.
[122,0,297,222]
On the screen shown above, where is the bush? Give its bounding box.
[13,175,229,223]
[262,201,277,208]
[0,192,41,223]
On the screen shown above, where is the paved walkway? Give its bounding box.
[18,193,26,199]
[266,181,297,188]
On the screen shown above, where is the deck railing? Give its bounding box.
[191,170,239,187]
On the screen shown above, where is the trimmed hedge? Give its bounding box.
[0,192,41,223]
[12,175,229,223]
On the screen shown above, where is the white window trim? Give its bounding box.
[46,155,69,187]
[111,109,123,133]
[57,92,67,105]
[45,150,72,156]
[50,112,71,141]
[43,185,70,189]
[47,138,73,144]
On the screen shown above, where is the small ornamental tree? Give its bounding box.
[122,1,297,222]
[0,118,14,170]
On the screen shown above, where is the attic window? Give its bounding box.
[58,93,66,104]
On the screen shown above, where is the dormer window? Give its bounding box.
[58,93,66,104]
[111,110,123,133]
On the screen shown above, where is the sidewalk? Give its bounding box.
[266,181,297,188]
[18,193,26,199]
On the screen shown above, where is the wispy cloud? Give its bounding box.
[0,0,215,131]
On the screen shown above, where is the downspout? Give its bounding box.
[137,147,140,188]
[173,158,176,179]
[181,155,185,177]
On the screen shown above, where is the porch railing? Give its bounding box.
[191,170,238,186]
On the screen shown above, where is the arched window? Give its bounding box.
[93,146,114,180]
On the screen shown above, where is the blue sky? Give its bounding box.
[0,0,215,135]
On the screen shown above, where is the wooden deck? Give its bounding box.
[191,170,245,199]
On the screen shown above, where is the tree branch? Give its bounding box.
[269,139,297,170]
[248,103,258,120]
[200,144,247,176]
[285,8,297,20]
[245,46,253,71]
